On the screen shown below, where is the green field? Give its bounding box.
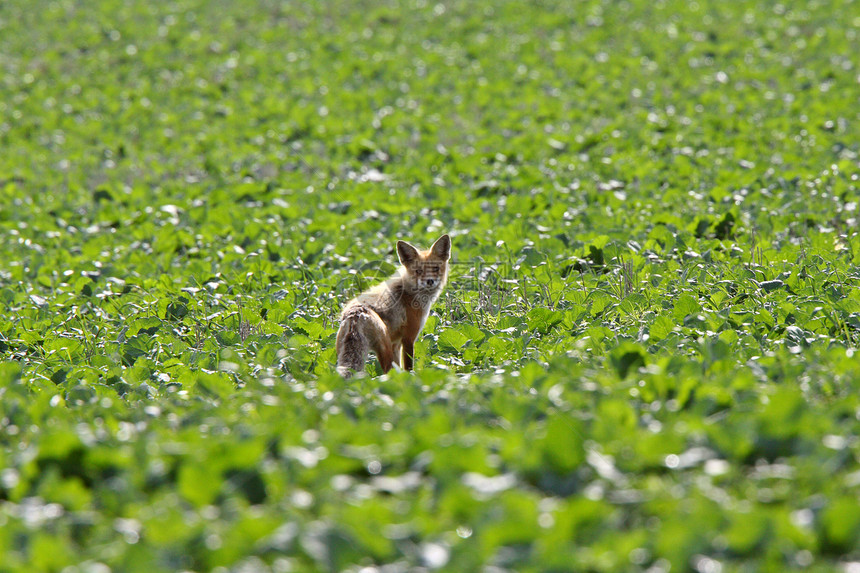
[2,0,860,571]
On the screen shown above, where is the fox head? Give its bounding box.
[397,234,451,292]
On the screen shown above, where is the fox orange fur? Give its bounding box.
[336,234,451,378]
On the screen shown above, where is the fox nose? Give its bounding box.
[425,278,436,287]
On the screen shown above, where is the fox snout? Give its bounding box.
[414,265,446,290]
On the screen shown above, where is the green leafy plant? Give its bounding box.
[1,0,859,571]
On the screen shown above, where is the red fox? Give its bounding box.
[336,234,451,378]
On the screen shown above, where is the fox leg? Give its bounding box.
[369,331,395,373]
[403,338,415,371]
[350,306,394,374]
[392,342,402,367]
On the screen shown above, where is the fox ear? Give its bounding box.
[397,240,420,265]
[430,234,451,260]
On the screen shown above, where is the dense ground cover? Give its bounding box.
[1,0,859,570]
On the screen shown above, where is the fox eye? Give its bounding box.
[414,268,423,276]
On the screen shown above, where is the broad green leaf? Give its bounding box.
[672,293,701,322]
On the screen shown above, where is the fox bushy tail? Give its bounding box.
[336,306,392,378]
